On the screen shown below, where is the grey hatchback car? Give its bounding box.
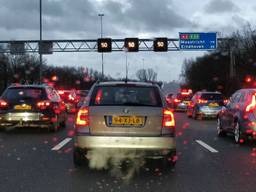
[73,81,176,167]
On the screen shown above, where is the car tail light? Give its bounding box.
[246,129,253,134]
[162,108,175,127]
[188,101,194,107]
[58,90,64,95]
[76,107,89,126]
[246,94,256,112]
[0,99,8,109]
[37,100,51,110]
[68,94,75,101]
[181,92,190,95]
[166,97,171,104]
[198,99,208,104]
[223,99,229,105]
[174,98,181,103]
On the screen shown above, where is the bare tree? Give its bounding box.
[136,68,157,82]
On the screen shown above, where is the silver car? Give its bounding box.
[187,91,224,119]
[73,81,176,168]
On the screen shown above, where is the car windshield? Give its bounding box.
[91,86,162,107]
[201,93,223,100]
[2,88,45,100]
[177,93,192,101]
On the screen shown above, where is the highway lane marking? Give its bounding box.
[195,140,219,153]
[51,138,72,151]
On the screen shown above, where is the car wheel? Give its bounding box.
[187,110,192,118]
[60,118,66,128]
[161,152,177,171]
[217,118,226,137]
[192,109,197,120]
[73,148,87,167]
[49,123,58,132]
[234,122,244,144]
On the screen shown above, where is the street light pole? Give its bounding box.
[98,13,104,79]
[39,0,42,84]
[125,51,128,80]
[142,58,145,70]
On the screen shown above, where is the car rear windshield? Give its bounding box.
[90,85,162,107]
[2,87,46,100]
[177,93,192,101]
[201,93,223,100]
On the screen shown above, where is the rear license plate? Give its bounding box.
[209,103,219,107]
[14,104,32,110]
[110,116,144,126]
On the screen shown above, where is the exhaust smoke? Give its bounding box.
[86,149,146,181]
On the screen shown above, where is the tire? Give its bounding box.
[187,110,192,118]
[49,115,59,132]
[49,123,58,132]
[234,121,244,144]
[192,108,198,120]
[162,152,177,170]
[60,119,66,129]
[217,118,226,137]
[73,148,87,167]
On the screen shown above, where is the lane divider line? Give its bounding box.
[195,140,219,153]
[51,138,72,151]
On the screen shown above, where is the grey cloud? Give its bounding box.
[103,0,192,33]
[232,15,249,27]
[205,0,240,14]
[0,0,97,33]
[0,0,192,38]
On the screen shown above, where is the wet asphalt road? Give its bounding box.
[0,113,256,192]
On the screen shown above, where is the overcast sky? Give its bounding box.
[0,0,256,82]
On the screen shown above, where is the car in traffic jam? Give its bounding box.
[57,89,79,113]
[74,81,177,167]
[0,84,66,132]
[217,89,256,143]
[168,89,193,112]
[187,91,225,119]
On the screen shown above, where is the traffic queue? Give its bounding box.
[0,81,256,170]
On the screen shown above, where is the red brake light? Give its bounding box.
[181,92,190,95]
[162,108,175,127]
[246,94,256,112]
[37,100,51,110]
[174,98,181,103]
[223,99,229,105]
[76,107,89,126]
[166,97,171,104]
[0,99,8,109]
[58,90,64,95]
[198,99,208,104]
[68,94,75,101]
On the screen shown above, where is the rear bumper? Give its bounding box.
[175,103,188,111]
[198,112,218,118]
[74,135,176,157]
[197,108,221,118]
[0,112,53,128]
